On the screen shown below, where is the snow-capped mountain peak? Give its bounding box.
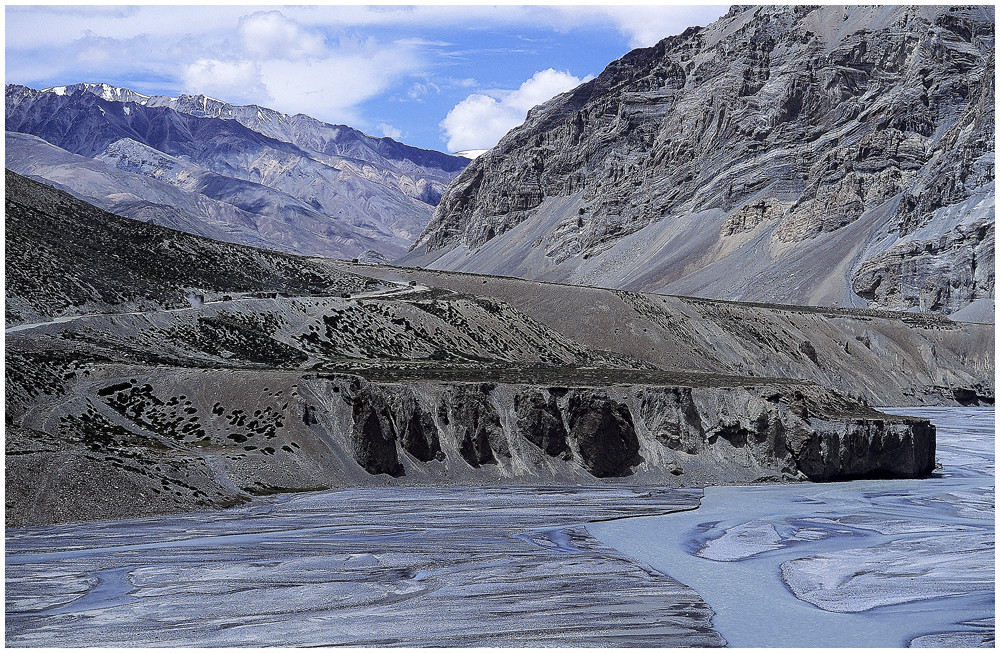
[6,81,471,262]
[43,82,152,104]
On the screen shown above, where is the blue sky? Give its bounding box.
[6,4,728,153]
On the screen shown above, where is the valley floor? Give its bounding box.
[590,406,995,647]
[5,407,993,647]
[5,486,720,647]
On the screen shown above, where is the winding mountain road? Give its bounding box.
[4,281,429,335]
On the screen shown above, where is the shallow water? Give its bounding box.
[589,406,995,647]
[5,486,722,647]
[6,408,993,647]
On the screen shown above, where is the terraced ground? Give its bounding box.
[5,172,993,526]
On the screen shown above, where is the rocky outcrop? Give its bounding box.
[348,383,405,477]
[788,416,937,480]
[515,390,571,459]
[852,187,995,312]
[439,384,508,467]
[390,391,444,462]
[411,5,994,315]
[5,362,937,526]
[565,392,642,477]
[639,387,705,454]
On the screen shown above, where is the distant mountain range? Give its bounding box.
[6,82,469,260]
[408,5,994,317]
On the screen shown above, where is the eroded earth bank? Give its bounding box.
[5,171,992,527]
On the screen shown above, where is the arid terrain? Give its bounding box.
[5,4,994,647]
[6,171,991,527]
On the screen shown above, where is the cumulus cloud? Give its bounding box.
[378,123,402,139]
[597,5,728,48]
[256,37,425,123]
[182,59,264,103]
[238,11,326,60]
[167,22,427,124]
[440,68,588,153]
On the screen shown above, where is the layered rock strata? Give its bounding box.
[411,5,994,315]
[6,363,934,527]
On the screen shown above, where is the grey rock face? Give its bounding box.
[413,5,994,315]
[440,384,508,467]
[788,416,937,480]
[390,391,443,462]
[515,390,571,458]
[638,387,705,454]
[6,83,469,260]
[852,187,995,311]
[566,392,642,477]
[348,383,404,477]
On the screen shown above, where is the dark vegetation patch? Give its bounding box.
[5,349,105,419]
[295,292,591,365]
[57,403,168,453]
[160,312,307,368]
[5,170,377,324]
[98,380,287,449]
[297,302,446,360]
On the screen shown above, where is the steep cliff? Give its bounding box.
[7,360,937,528]
[411,5,994,316]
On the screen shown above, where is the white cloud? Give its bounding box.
[238,11,326,60]
[393,37,451,48]
[596,5,728,48]
[509,68,590,113]
[74,35,115,66]
[440,68,588,153]
[182,59,264,103]
[255,38,425,124]
[5,5,247,50]
[406,81,441,101]
[378,123,403,139]
[6,5,729,54]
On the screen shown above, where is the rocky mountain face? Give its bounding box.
[410,5,994,316]
[6,83,469,260]
[9,175,992,526]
